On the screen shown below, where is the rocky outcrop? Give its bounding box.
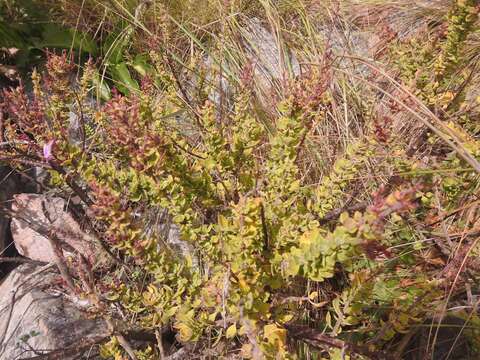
[0,263,107,359]
[242,18,300,93]
[10,193,105,266]
[0,166,23,278]
[184,17,301,115]
[158,221,198,269]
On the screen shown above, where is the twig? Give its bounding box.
[46,229,77,292]
[21,327,158,360]
[0,202,76,292]
[155,329,165,359]
[20,335,108,359]
[285,324,393,360]
[164,348,189,360]
[0,257,47,265]
[111,328,138,360]
[74,237,139,360]
[48,162,93,206]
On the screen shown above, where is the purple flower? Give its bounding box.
[43,139,55,161]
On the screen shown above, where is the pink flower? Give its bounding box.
[43,139,55,161]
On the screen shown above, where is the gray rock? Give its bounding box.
[0,166,23,277]
[67,96,97,148]
[68,110,85,148]
[180,17,301,116]
[0,168,15,251]
[317,26,381,74]
[464,84,480,120]
[242,18,300,92]
[202,55,234,112]
[0,263,107,359]
[10,193,107,267]
[161,222,196,265]
[142,208,198,268]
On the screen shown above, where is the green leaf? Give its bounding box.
[35,24,97,55]
[0,21,28,48]
[90,70,111,101]
[102,25,132,65]
[226,323,237,339]
[110,62,139,95]
[131,54,155,77]
[175,323,193,342]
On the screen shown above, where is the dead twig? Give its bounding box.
[0,257,47,265]
[285,324,393,360]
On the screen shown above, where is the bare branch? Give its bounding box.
[285,324,393,360]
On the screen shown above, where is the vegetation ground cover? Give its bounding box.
[1,0,480,359]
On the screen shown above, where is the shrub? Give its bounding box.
[1,0,480,359]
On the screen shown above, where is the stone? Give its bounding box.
[182,17,300,115]
[242,18,301,92]
[0,263,107,359]
[0,167,17,253]
[0,166,24,278]
[316,27,382,74]
[161,221,196,265]
[10,193,104,266]
[68,96,98,147]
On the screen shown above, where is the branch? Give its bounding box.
[21,328,159,360]
[20,335,108,360]
[285,324,393,360]
[0,257,47,265]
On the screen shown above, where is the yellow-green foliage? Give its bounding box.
[1,55,411,358]
[312,140,375,219]
[393,0,479,109]
[2,1,480,356]
[434,0,479,79]
[3,49,474,358]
